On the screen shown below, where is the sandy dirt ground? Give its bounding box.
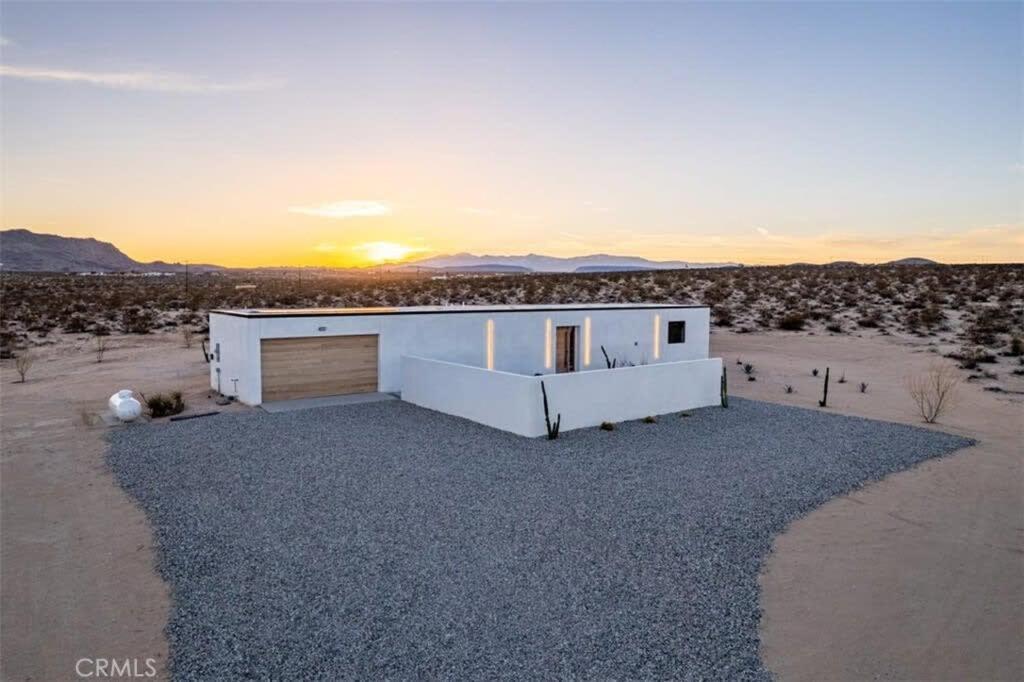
[0,332,245,681]
[711,330,1023,681]
[1,329,1020,680]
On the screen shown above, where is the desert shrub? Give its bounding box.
[14,351,34,383]
[743,363,754,375]
[857,311,882,328]
[953,346,997,369]
[825,321,844,334]
[121,307,157,334]
[599,421,616,431]
[713,306,734,327]
[1008,337,1023,357]
[144,391,185,418]
[919,305,945,329]
[905,363,960,424]
[0,331,19,359]
[63,314,90,334]
[95,336,109,363]
[642,415,657,424]
[859,382,868,393]
[777,312,806,331]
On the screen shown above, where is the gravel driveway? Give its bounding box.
[108,398,971,680]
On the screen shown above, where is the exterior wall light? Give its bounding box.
[653,314,661,360]
[486,319,495,370]
[544,318,553,369]
[583,316,592,366]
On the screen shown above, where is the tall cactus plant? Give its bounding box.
[541,380,561,440]
[720,366,729,408]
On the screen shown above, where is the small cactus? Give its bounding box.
[812,368,819,377]
[859,382,868,393]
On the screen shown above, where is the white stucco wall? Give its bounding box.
[401,356,540,436]
[208,312,262,404]
[535,357,724,434]
[402,355,724,437]
[208,305,711,405]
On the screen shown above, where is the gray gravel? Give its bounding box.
[108,398,972,680]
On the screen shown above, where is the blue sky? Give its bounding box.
[1,2,1021,265]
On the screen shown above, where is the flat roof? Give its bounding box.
[210,303,708,319]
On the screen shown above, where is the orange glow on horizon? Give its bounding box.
[354,241,421,264]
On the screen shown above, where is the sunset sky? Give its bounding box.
[1,2,1021,267]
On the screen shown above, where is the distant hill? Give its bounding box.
[407,252,740,273]
[884,257,940,266]
[0,229,224,273]
[575,265,653,273]
[788,258,942,268]
[393,263,531,274]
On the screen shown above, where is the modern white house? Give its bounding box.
[208,304,723,437]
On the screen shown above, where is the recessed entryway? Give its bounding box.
[556,325,577,373]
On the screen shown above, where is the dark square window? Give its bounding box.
[667,320,686,344]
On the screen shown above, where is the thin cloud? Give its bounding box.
[289,201,392,219]
[0,64,277,92]
[312,242,339,253]
[756,227,770,237]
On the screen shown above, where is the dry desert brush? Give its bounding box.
[14,350,35,383]
[906,363,961,424]
[95,336,109,363]
[144,391,186,418]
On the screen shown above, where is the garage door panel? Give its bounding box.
[261,338,378,353]
[260,335,379,402]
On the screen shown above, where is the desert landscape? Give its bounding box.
[4,264,1023,392]
[2,1,1020,678]
[1,265,1021,679]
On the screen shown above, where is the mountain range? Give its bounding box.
[0,229,224,273]
[0,228,941,273]
[402,252,739,272]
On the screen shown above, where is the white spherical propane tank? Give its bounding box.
[109,389,143,422]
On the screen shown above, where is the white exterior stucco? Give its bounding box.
[210,304,712,406]
[401,355,723,437]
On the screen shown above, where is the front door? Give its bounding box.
[556,326,576,373]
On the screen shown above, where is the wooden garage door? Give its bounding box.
[260,335,379,402]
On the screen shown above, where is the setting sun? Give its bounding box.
[355,241,420,264]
